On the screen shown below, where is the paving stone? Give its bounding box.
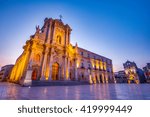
[0,82,150,100]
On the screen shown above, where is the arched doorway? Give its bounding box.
[52,63,59,80]
[95,75,98,83]
[81,74,84,80]
[32,69,38,80]
[69,72,72,80]
[100,75,103,83]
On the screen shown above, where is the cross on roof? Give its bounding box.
[59,15,63,21]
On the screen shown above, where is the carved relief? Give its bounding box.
[54,27,65,45]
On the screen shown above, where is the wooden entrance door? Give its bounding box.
[52,63,59,80]
[32,69,38,80]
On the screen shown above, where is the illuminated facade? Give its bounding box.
[123,60,145,84]
[114,70,127,83]
[9,18,114,85]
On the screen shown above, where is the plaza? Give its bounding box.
[0,82,150,100]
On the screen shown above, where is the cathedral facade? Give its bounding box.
[10,18,114,85]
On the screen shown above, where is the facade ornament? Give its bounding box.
[59,15,63,22]
[36,25,40,33]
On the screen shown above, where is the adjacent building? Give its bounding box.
[114,70,127,83]
[0,64,14,81]
[9,18,114,85]
[123,60,145,84]
[143,63,150,83]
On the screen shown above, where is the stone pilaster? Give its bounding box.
[51,23,56,44]
[74,58,78,80]
[48,64,52,81]
[65,28,68,45]
[46,19,52,43]
[105,73,108,83]
[58,66,61,80]
[102,73,105,83]
[67,57,70,80]
[41,50,48,80]
[97,73,100,83]
[64,56,67,80]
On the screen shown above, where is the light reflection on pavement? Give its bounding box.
[0,82,150,100]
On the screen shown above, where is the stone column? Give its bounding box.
[21,51,30,79]
[64,56,67,80]
[74,58,78,80]
[48,64,52,81]
[48,50,53,81]
[65,28,68,46]
[41,19,52,80]
[18,57,26,80]
[39,22,49,79]
[105,73,108,83]
[46,20,52,43]
[51,23,56,44]
[68,31,70,44]
[89,71,93,84]
[61,66,64,80]
[41,50,48,80]
[58,66,61,80]
[102,73,105,83]
[67,57,70,80]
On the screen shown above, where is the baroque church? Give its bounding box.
[9,18,114,85]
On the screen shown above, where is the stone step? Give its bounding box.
[23,80,90,87]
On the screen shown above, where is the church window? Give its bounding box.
[57,35,61,44]
[81,63,84,68]
[34,54,40,63]
[81,52,84,56]
[81,74,84,79]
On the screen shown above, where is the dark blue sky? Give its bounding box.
[0,0,150,71]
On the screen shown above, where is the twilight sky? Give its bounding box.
[0,0,150,71]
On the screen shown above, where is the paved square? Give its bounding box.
[0,82,150,100]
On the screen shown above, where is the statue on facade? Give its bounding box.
[36,25,40,33]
